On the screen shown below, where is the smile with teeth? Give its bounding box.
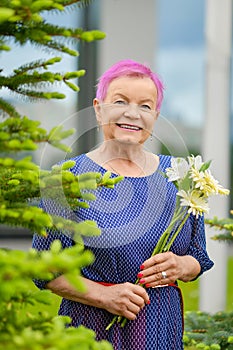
[116,123,142,131]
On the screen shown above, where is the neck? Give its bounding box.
[87,140,159,177]
[92,140,147,177]
[97,140,145,163]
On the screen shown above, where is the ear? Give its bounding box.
[93,98,102,124]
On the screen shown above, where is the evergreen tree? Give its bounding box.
[205,210,233,244]
[0,1,122,348]
[184,211,233,349]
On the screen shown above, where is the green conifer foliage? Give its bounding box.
[205,210,233,243]
[184,311,233,349]
[0,1,119,348]
[184,212,233,349]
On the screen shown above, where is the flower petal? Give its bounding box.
[166,157,189,182]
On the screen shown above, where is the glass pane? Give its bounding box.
[156,0,205,155]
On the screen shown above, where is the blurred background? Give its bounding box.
[0,0,232,314]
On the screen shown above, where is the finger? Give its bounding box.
[150,270,170,287]
[132,284,150,304]
[127,301,141,316]
[116,283,150,308]
[114,302,138,320]
[125,293,151,319]
[141,252,175,270]
[137,263,169,279]
[138,268,177,288]
[117,298,143,320]
[129,292,149,309]
[123,308,139,320]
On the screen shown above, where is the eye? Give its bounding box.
[141,104,151,110]
[114,100,127,105]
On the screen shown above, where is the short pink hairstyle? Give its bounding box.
[95,59,164,110]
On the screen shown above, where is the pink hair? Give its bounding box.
[95,59,164,110]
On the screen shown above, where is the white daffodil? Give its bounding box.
[188,154,204,170]
[177,189,209,218]
[166,157,189,182]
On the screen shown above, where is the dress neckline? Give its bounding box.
[84,153,163,179]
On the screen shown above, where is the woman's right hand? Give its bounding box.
[100,282,150,320]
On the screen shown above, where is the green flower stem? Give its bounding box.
[105,207,190,331]
[105,315,118,331]
[105,277,142,330]
[120,317,128,327]
[164,212,190,252]
[151,208,184,255]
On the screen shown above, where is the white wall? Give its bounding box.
[98,0,156,73]
[200,0,232,312]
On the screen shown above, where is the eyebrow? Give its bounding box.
[112,93,127,99]
[113,93,154,104]
[140,98,155,104]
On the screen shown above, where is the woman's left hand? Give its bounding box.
[137,252,201,288]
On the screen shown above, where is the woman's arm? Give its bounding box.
[46,275,150,321]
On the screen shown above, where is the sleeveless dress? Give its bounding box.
[32,154,214,350]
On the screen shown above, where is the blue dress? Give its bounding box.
[32,154,214,350]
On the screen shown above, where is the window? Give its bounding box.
[156,0,205,156]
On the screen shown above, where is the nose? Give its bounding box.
[123,104,140,119]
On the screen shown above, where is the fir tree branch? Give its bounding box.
[0,98,21,118]
[0,2,115,349]
[0,0,94,23]
[184,311,233,349]
[205,213,233,243]
[0,116,75,152]
[211,232,233,243]
[0,59,85,102]
[13,57,62,74]
[0,21,105,53]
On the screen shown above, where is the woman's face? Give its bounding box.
[94,76,159,145]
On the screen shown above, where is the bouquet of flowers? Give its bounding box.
[106,155,230,330]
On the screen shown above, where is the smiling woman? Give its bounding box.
[90,74,160,177]
[32,59,214,350]
[95,77,158,140]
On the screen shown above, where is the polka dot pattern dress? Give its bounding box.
[32,154,214,350]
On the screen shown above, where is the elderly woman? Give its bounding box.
[33,59,214,350]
